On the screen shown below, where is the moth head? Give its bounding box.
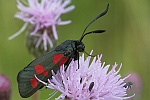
[76,41,85,52]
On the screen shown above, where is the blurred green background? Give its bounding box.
[0,0,149,100]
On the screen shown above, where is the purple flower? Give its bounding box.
[9,0,75,50]
[0,74,11,100]
[125,72,142,100]
[36,52,135,100]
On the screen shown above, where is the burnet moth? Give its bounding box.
[17,4,109,98]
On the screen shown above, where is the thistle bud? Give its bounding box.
[26,25,57,57]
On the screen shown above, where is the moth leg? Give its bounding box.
[64,58,72,71]
[63,50,72,66]
[74,51,79,60]
[73,52,79,68]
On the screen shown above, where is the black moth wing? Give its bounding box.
[17,50,55,98]
[17,40,77,98]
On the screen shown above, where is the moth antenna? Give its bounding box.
[79,4,109,42]
[80,30,105,42]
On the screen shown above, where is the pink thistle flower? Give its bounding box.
[9,0,75,50]
[125,72,142,100]
[36,52,135,100]
[0,74,11,100]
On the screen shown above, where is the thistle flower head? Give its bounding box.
[36,52,135,100]
[9,0,75,57]
[0,74,11,100]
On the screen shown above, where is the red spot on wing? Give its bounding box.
[43,71,48,76]
[34,64,45,74]
[53,54,64,64]
[30,77,38,88]
[34,64,49,76]
[59,57,69,66]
